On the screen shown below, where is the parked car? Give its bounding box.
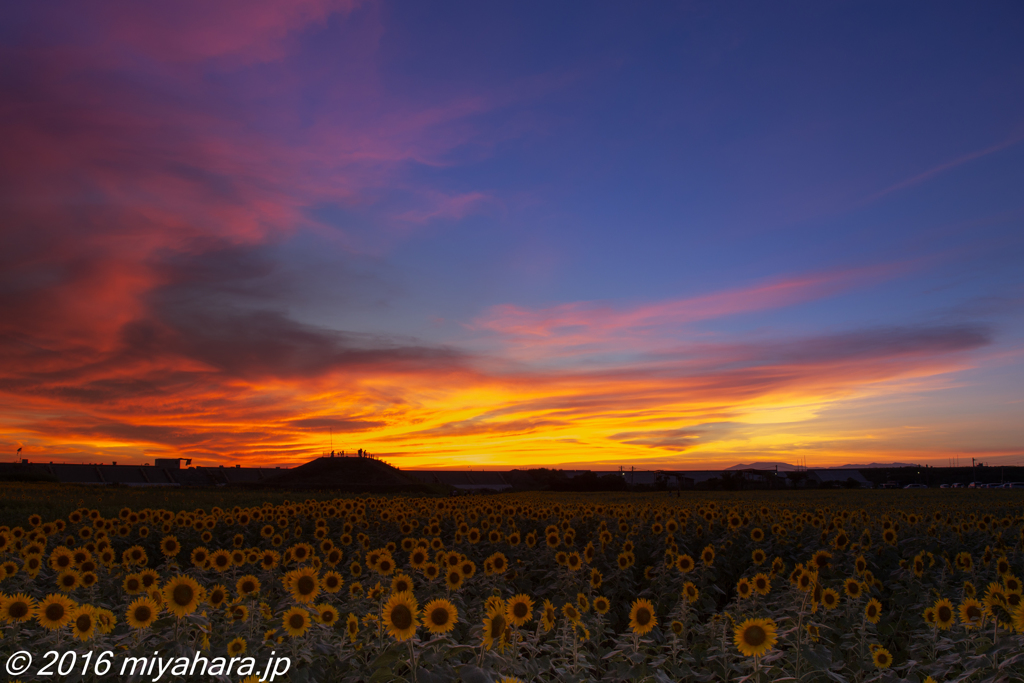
[903,483,927,489]
[951,483,964,488]
[967,482,985,488]
[1004,482,1024,489]
[939,484,950,488]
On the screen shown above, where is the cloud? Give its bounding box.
[470,260,920,360]
[287,417,386,432]
[865,133,1024,204]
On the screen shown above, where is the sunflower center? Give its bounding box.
[289,614,305,629]
[430,607,450,625]
[76,614,92,631]
[938,606,951,621]
[636,607,651,626]
[173,584,195,606]
[45,604,65,621]
[391,604,413,630]
[489,615,506,637]
[297,576,316,595]
[744,625,766,646]
[513,602,528,618]
[135,606,152,622]
[9,602,28,618]
[967,606,981,620]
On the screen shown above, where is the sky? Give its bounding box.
[1,1,1023,470]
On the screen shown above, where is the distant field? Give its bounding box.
[1,484,1022,682]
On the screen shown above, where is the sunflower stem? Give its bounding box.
[407,638,418,683]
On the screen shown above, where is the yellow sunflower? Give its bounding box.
[346,612,360,642]
[227,637,247,657]
[162,575,202,617]
[864,598,882,624]
[821,588,840,610]
[562,602,581,624]
[628,598,657,635]
[125,597,159,629]
[206,549,231,572]
[1012,602,1024,633]
[593,596,611,615]
[422,598,459,634]
[55,569,81,591]
[734,618,778,657]
[322,570,344,593]
[541,599,556,632]
[314,602,339,626]
[1,593,36,622]
[159,535,180,558]
[95,607,116,634]
[207,585,228,608]
[383,591,419,641]
[933,598,955,629]
[445,568,464,591]
[390,573,414,594]
[959,598,985,629]
[48,546,74,571]
[482,607,508,651]
[236,575,261,598]
[872,647,892,668]
[505,594,534,627]
[753,573,771,596]
[70,605,97,641]
[282,606,311,637]
[286,567,320,604]
[37,593,75,630]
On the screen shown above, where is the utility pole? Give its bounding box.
[972,457,976,484]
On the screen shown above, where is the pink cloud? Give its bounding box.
[54,1,363,66]
[470,260,920,360]
[866,132,1024,204]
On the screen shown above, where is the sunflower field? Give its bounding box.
[1,486,1024,682]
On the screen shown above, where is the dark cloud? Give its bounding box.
[287,417,386,432]
[611,422,739,452]
[772,324,992,364]
[385,417,569,440]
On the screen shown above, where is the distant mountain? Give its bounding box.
[828,462,918,469]
[725,461,918,471]
[724,462,801,472]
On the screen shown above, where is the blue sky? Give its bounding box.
[1,1,1022,467]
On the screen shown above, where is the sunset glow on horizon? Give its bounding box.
[2,2,1022,470]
